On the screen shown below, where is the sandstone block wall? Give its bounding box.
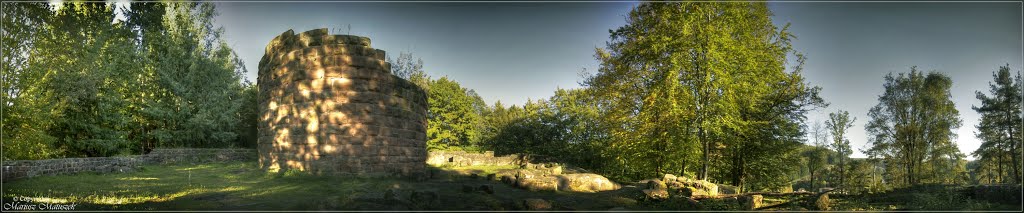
[1,157,140,182]
[257,28,427,177]
[426,151,527,167]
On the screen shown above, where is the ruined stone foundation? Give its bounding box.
[257,28,427,177]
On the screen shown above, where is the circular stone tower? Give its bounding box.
[257,28,427,177]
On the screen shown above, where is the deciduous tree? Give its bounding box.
[826,110,855,188]
[865,66,963,186]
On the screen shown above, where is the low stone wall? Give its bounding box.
[426,150,526,167]
[1,157,141,183]
[143,148,257,165]
[2,148,256,182]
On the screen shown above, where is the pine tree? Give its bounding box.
[972,65,1023,184]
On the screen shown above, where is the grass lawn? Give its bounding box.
[828,186,1020,211]
[4,161,1019,211]
[3,161,401,210]
[1,161,638,210]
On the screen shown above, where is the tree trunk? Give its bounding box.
[679,160,687,178]
[810,169,816,191]
[732,148,745,192]
[998,153,1005,184]
[839,157,845,188]
[1007,117,1021,183]
[1015,144,1023,184]
[699,126,709,180]
[908,154,916,186]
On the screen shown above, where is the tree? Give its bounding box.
[802,120,830,190]
[802,145,830,190]
[972,65,1023,184]
[484,88,613,170]
[425,77,484,150]
[128,2,249,149]
[826,110,855,188]
[388,51,424,81]
[1,1,252,159]
[864,66,963,187]
[585,2,825,185]
[20,2,144,157]
[1,2,60,160]
[811,120,830,147]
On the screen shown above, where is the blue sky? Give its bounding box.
[213,1,1023,159]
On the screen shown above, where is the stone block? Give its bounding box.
[258,30,426,178]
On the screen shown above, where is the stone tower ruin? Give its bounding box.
[257,28,427,177]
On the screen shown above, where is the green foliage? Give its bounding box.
[1,2,62,160]
[1,2,252,159]
[864,66,964,187]
[797,144,832,190]
[583,2,825,188]
[386,52,488,151]
[826,110,855,187]
[485,89,612,172]
[425,77,485,150]
[133,2,248,149]
[971,65,1023,184]
[235,84,260,148]
[16,2,139,157]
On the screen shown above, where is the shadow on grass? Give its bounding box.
[2,162,650,210]
[1,161,417,210]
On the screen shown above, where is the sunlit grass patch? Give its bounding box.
[1,161,408,210]
[117,177,160,181]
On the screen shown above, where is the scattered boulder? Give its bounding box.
[550,165,563,175]
[676,175,691,183]
[739,195,763,210]
[557,173,621,192]
[523,198,552,210]
[692,180,719,196]
[717,184,739,195]
[523,163,543,170]
[515,169,537,187]
[494,170,518,184]
[667,181,685,190]
[647,179,668,190]
[814,192,830,210]
[501,175,517,185]
[681,186,711,197]
[520,176,560,191]
[663,174,677,183]
[642,188,669,200]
